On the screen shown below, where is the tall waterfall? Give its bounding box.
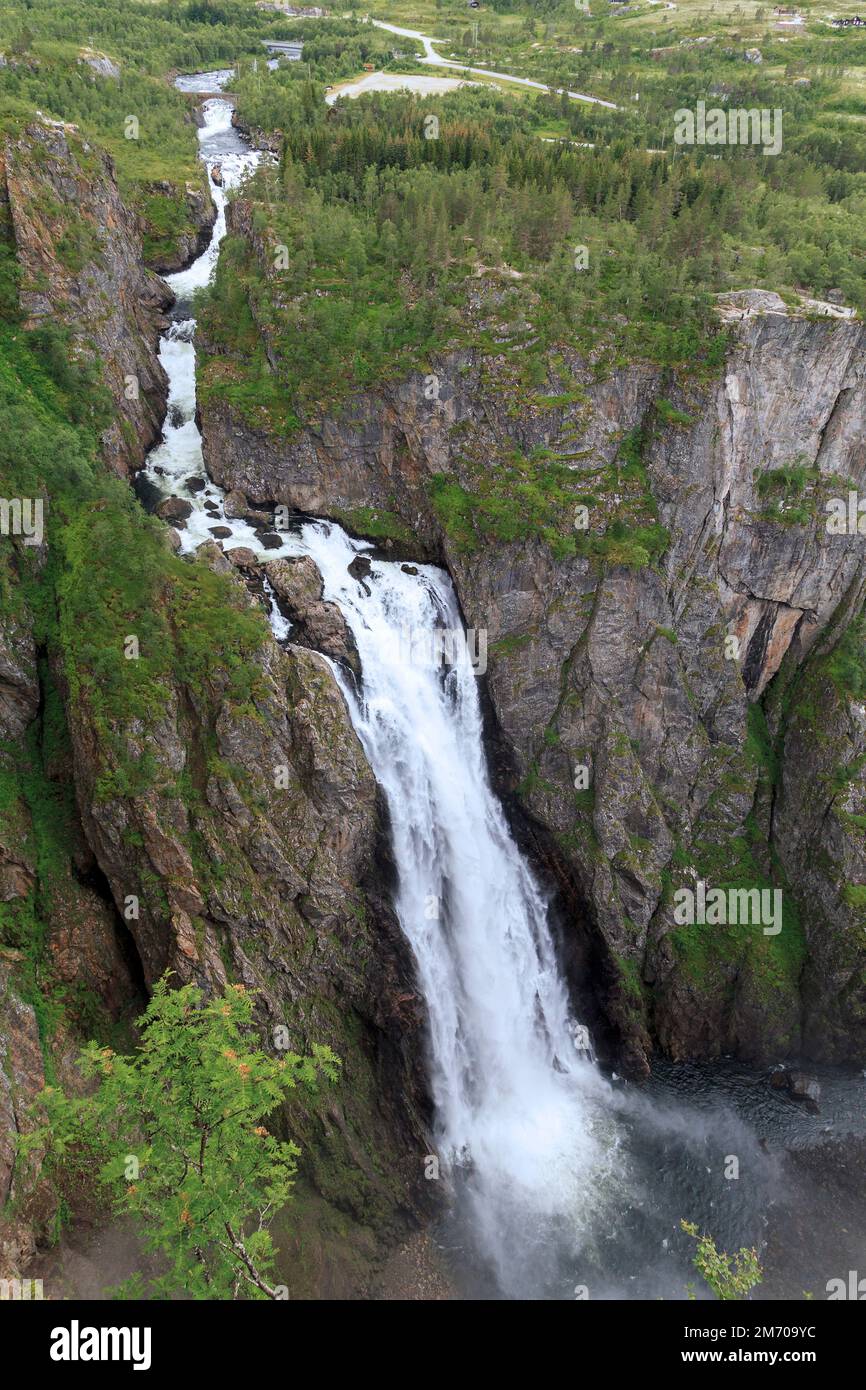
[295,523,620,1294]
[137,62,854,1308]
[147,77,620,1299]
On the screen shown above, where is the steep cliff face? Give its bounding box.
[0,118,172,475]
[60,541,433,1237]
[0,959,45,1274]
[0,120,181,1164]
[1,535,434,1277]
[0,550,141,1273]
[200,282,866,1074]
[139,173,216,276]
[0,127,434,1283]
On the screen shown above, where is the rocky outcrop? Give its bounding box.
[0,959,44,1214]
[231,109,283,156]
[769,603,866,1063]
[140,174,216,275]
[0,119,431,1280]
[0,118,172,475]
[200,294,866,1073]
[0,958,46,1276]
[60,546,432,1236]
[266,555,361,675]
[0,534,144,1273]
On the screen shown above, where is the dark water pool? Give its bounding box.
[442,1059,866,1300]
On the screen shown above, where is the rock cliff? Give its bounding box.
[59,540,433,1241]
[0,118,172,475]
[0,128,434,1287]
[200,248,866,1074]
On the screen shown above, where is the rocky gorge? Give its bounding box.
[2,66,866,1302]
[0,110,436,1294]
[199,204,866,1081]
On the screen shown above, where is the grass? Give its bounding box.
[335,506,418,547]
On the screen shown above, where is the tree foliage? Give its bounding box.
[24,978,339,1299]
[681,1219,763,1301]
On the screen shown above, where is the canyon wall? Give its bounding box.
[1,118,172,475]
[200,210,866,1075]
[0,127,435,1287]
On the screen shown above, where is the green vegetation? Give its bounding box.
[681,1220,763,1301]
[429,453,585,559]
[203,11,865,462]
[827,615,866,704]
[369,0,866,193]
[665,694,806,1028]
[195,234,302,433]
[0,0,310,263]
[669,815,806,987]
[336,505,417,547]
[204,78,739,425]
[0,320,268,800]
[233,16,398,114]
[0,178,267,837]
[0,0,301,75]
[754,456,823,526]
[654,398,694,429]
[0,290,268,1083]
[24,977,338,1299]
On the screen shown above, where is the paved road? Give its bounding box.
[370,18,619,109]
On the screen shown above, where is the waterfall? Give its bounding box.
[145,78,621,1299]
[291,522,620,1295]
[135,62,858,1307]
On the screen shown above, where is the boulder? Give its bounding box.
[225,546,259,569]
[225,489,273,528]
[770,1069,822,1112]
[266,555,360,676]
[156,496,193,523]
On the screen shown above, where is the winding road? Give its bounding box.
[370,18,619,109]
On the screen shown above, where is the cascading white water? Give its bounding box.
[145,76,622,1298]
[291,523,621,1293]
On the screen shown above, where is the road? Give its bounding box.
[370,18,619,109]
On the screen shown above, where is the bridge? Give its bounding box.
[180,88,238,101]
[261,41,303,56]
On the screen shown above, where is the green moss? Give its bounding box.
[335,506,416,549]
[654,398,695,428]
[54,212,103,273]
[669,829,806,1013]
[753,457,823,527]
[827,615,866,704]
[615,953,645,1007]
[138,187,202,268]
[490,632,533,657]
[427,439,667,564]
[841,884,866,916]
[744,702,781,786]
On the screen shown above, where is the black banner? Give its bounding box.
[5,1294,861,1377]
